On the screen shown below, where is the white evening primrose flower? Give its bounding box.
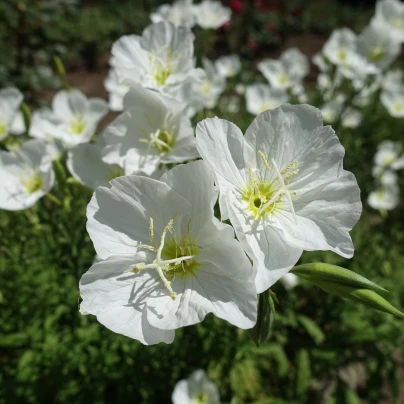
[368,184,400,210]
[312,52,330,72]
[221,94,240,113]
[382,69,403,91]
[374,0,404,42]
[381,89,404,117]
[0,87,23,141]
[0,139,54,210]
[195,58,226,109]
[341,108,362,128]
[281,273,299,290]
[215,54,241,78]
[373,166,398,185]
[235,84,246,95]
[245,84,288,115]
[320,101,342,124]
[151,0,196,28]
[104,67,130,112]
[194,0,231,29]
[374,140,404,170]
[323,28,359,67]
[356,21,400,73]
[111,22,202,96]
[29,90,108,148]
[81,161,257,344]
[196,104,362,292]
[258,48,309,90]
[172,369,220,404]
[102,86,199,176]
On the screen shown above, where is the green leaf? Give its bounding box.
[297,315,325,345]
[296,349,311,396]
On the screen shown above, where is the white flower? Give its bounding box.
[10,111,26,135]
[0,87,23,141]
[221,95,240,113]
[215,54,241,78]
[356,21,400,73]
[374,140,404,170]
[29,89,108,148]
[195,58,226,109]
[381,89,404,117]
[172,369,220,404]
[373,0,404,42]
[258,48,309,90]
[151,0,196,28]
[104,67,130,112]
[312,52,330,72]
[194,0,231,29]
[341,108,362,128]
[235,84,246,95]
[196,105,362,292]
[320,101,342,123]
[0,139,54,210]
[81,161,257,344]
[102,86,199,176]
[323,28,359,67]
[382,69,403,91]
[368,184,400,210]
[373,166,398,185]
[245,84,288,115]
[111,22,202,96]
[281,273,299,290]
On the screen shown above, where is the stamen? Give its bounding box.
[149,217,154,243]
[281,159,298,175]
[258,150,271,172]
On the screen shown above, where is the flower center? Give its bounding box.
[201,80,213,94]
[193,392,208,404]
[258,101,275,113]
[369,46,384,62]
[278,73,290,85]
[393,103,404,114]
[0,121,7,137]
[69,115,87,135]
[21,172,43,194]
[338,47,347,62]
[149,51,173,86]
[390,17,404,29]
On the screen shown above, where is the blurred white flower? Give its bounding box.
[341,108,362,128]
[29,89,108,148]
[102,86,199,176]
[194,0,231,29]
[356,21,400,73]
[320,101,342,123]
[0,139,54,210]
[381,89,404,117]
[111,22,203,96]
[368,184,400,210]
[312,52,330,72]
[245,84,288,115]
[104,67,130,112]
[172,369,220,404]
[382,69,403,91]
[81,161,257,344]
[151,0,196,28]
[258,48,309,90]
[196,105,362,292]
[373,166,398,185]
[374,140,404,170]
[10,111,26,135]
[235,84,246,95]
[215,54,241,78]
[373,0,404,42]
[221,94,240,113]
[323,28,359,68]
[0,87,23,141]
[281,273,300,290]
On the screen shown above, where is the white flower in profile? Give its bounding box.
[382,69,403,91]
[281,273,299,290]
[0,87,23,141]
[215,54,241,78]
[195,58,226,109]
[196,105,362,292]
[245,84,288,115]
[381,89,404,117]
[374,140,404,170]
[102,86,199,176]
[151,0,196,28]
[172,369,220,404]
[104,67,130,112]
[341,108,362,128]
[111,22,202,95]
[0,139,54,210]
[323,28,359,67]
[258,48,309,90]
[194,0,231,29]
[320,101,342,123]
[356,21,400,73]
[373,0,404,42]
[29,89,108,148]
[368,184,400,210]
[81,161,257,344]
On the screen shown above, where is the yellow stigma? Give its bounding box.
[278,73,290,85]
[151,129,176,154]
[193,392,209,404]
[22,172,43,194]
[0,122,7,137]
[338,47,347,62]
[69,115,87,135]
[369,46,384,62]
[393,103,404,114]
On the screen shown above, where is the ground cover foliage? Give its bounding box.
[1,1,404,403]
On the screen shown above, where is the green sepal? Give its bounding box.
[20,103,31,133]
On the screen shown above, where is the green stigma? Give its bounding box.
[23,173,43,194]
[152,67,171,86]
[69,116,87,135]
[242,181,280,219]
[0,122,7,137]
[369,46,384,62]
[278,73,290,85]
[162,234,200,279]
[153,129,175,154]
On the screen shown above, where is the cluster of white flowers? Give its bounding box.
[368,140,404,210]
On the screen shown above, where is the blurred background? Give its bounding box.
[1,1,404,403]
